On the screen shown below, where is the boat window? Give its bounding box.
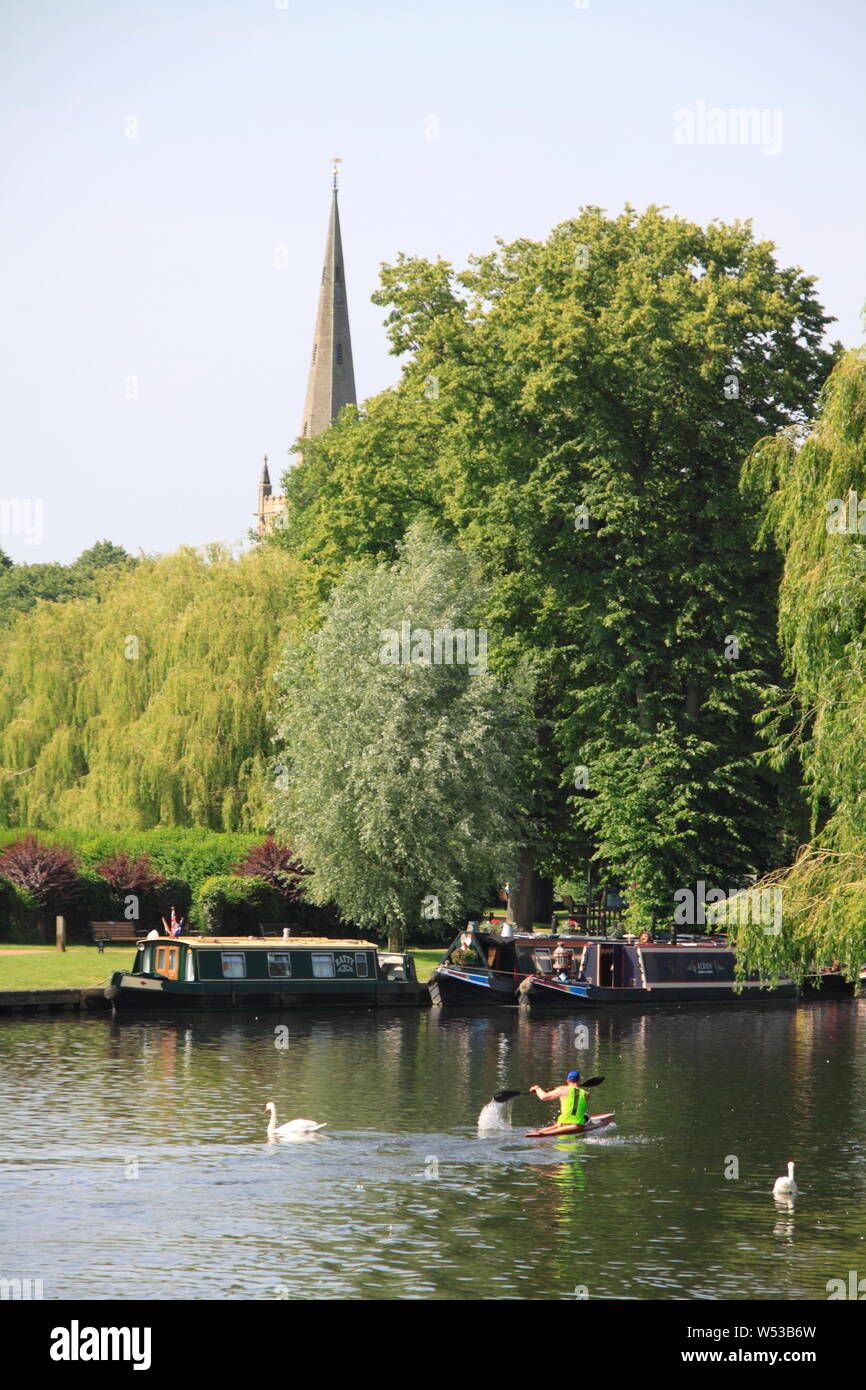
[155,947,166,974]
[534,949,552,973]
[312,952,335,978]
[184,951,196,982]
[220,953,246,979]
[355,953,370,978]
[267,953,292,978]
[642,951,735,983]
[141,946,153,973]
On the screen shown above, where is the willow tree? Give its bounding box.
[269,521,534,948]
[731,342,866,981]
[0,544,316,830]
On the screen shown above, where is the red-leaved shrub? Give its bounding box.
[234,836,310,902]
[0,835,82,909]
[95,850,166,897]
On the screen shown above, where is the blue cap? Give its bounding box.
[567,1070,580,1081]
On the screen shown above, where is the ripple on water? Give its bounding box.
[1,1007,865,1299]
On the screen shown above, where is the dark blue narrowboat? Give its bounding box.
[519,937,796,1007]
[428,924,599,1006]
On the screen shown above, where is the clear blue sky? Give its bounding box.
[2,0,864,562]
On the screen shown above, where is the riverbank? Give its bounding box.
[0,942,443,990]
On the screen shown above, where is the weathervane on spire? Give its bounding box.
[332,154,342,191]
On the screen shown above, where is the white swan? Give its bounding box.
[265,1101,326,1137]
[773,1161,798,1197]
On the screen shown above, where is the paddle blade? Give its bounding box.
[494,1077,604,1103]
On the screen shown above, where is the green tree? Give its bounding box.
[0,544,316,830]
[270,206,837,922]
[270,521,534,948]
[71,540,133,574]
[275,388,447,594]
[731,343,866,980]
[0,540,134,627]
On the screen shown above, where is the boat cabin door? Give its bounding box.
[597,944,621,988]
[154,944,181,981]
[487,940,517,976]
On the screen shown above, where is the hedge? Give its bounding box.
[0,865,194,943]
[0,827,258,900]
[197,876,282,934]
[0,827,465,943]
[196,875,362,938]
[0,878,40,943]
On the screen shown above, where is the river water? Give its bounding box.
[2,998,865,1301]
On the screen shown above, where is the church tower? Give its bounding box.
[300,162,357,440]
[256,455,284,535]
[256,163,357,536]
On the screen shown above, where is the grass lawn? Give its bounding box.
[0,944,134,990]
[0,942,444,990]
[407,948,442,983]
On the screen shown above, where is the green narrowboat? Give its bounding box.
[105,936,427,1011]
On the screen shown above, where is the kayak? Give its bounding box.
[526,1112,615,1138]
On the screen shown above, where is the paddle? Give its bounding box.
[493,1075,605,1104]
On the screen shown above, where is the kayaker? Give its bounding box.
[529,1070,588,1127]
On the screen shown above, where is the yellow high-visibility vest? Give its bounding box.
[558,1085,587,1125]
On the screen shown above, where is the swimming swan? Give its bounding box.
[265,1102,327,1137]
[773,1161,798,1197]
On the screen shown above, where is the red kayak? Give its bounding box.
[526,1112,615,1138]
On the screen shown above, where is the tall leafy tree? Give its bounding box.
[276,387,447,594]
[270,521,534,948]
[270,207,837,921]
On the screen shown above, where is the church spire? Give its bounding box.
[300,161,357,440]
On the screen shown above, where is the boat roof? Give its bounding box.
[477,931,604,945]
[640,941,731,949]
[154,936,379,951]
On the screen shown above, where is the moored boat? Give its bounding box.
[518,937,797,1007]
[106,936,427,1012]
[428,925,600,1006]
[800,966,857,997]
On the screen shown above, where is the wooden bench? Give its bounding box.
[90,922,147,953]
